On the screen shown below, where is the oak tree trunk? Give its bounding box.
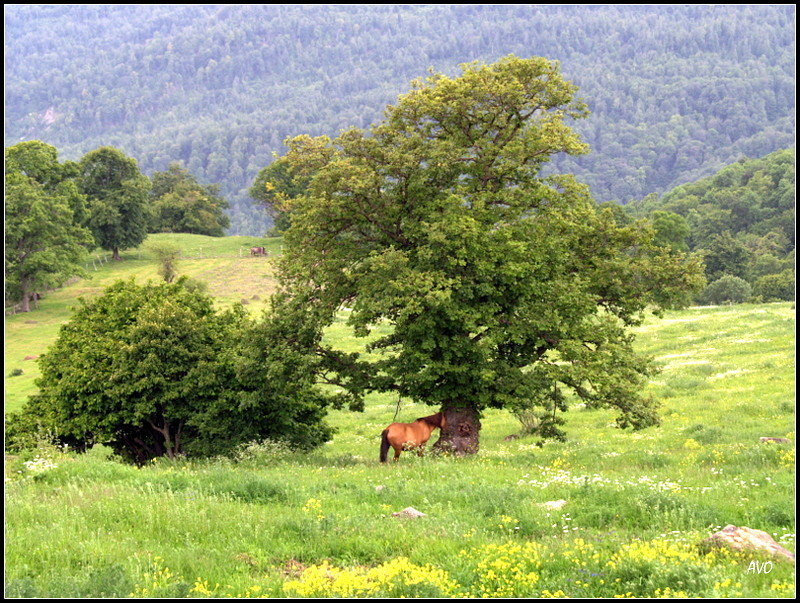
[432,406,481,456]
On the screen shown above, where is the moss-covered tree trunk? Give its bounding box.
[432,406,481,456]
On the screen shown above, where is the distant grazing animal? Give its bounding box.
[250,246,266,256]
[380,412,446,462]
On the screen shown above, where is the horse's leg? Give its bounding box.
[393,447,401,461]
[417,432,432,457]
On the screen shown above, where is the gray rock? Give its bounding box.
[392,507,426,519]
[702,525,795,563]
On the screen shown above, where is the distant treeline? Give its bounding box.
[5,5,795,235]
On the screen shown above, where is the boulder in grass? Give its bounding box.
[392,507,426,519]
[702,525,795,563]
[760,437,790,444]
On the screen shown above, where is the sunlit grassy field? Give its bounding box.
[4,235,796,598]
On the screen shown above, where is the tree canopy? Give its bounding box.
[626,148,795,303]
[248,155,307,235]
[275,56,706,453]
[5,141,93,312]
[6,279,336,462]
[79,146,151,260]
[149,162,230,236]
[5,5,794,235]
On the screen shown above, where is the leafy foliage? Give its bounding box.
[752,269,795,302]
[149,163,230,236]
[231,296,339,452]
[626,148,795,302]
[5,279,335,462]
[79,147,151,259]
[698,275,753,306]
[145,241,182,283]
[248,155,308,235]
[276,56,705,442]
[4,141,94,312]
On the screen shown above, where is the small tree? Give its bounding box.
[699,274,753,305]
[146,241,182,283]
[7,279,334,462]
[79,146,151,260]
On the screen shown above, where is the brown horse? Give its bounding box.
[380,412,446,462]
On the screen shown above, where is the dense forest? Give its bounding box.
[625,148,795,303]
[5,5,795,235]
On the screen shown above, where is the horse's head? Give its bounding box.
[416,413,446,430]
[426,412,446,430]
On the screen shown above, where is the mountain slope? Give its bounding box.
[5,5,796,234]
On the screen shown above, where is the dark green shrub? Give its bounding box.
[698,274,752,305]
[753,269,795,301]
[8,278,334,462]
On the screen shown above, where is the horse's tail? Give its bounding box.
[379,428,391,463]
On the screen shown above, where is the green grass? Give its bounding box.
[4,237,796,598]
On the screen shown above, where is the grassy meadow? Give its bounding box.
[4,234,796,598]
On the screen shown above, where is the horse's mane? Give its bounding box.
[416,413,443,427]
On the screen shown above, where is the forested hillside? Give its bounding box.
[626,149,795,303]
[5,5,795,235]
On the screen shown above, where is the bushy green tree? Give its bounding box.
[229,294,338,453]
[703,232,752,281]
[249,155,308,235]
[6,279,335,461]
[651,210,690,251]
[5,141,94,312]
[276,56,705,453]
[79,146,151,260]
[753,270,795,302]
[699,274,753,305]
[149,163,230,236]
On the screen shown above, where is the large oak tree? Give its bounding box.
[275,56,705,454]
